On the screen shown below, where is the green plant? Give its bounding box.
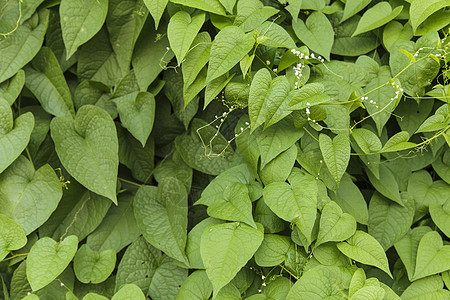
[0,0,450,299]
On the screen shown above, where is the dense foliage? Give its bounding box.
[0,0,450,299]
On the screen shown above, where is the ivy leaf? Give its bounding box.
[319,133,350,186]
[0,156,62,235]
[410,0,450,33]
[206,26,254,84]
[176,270,212,300]
[429,199,450,238]
[168,11,205,65]
[401,275,450,299]
[50,105,119,204]
[170,0,227,16]
[0,10,49,84]
[368,193,415,251]
[114,92,155,147]
[315,201,356,248]
[144,0,168,29]
[341,0,371,23]
[337,231,392,278]
[200,222,264,297]
[60,0,108,59]
[111,284,145,300]
[0,214,27,261]
[134,179,189,265]
[412,231,450,281]
[352,2,403,37]
[74,245,116,284]
[254,234,292,267]
[24,47,75,118]
[26,235,78,291]
[207,182,256,228]
[292,11,334,60]
[0,98,34,173]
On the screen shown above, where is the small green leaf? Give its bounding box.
[410,0,450,32]
[168,11,205,65]
[200,222,264,297]
[429,199,450,238]
[254,234,292,267]
[381,131,416,153]
[111,284,145,300]
[352,2,403,37]
[51,105,119,204]
[401,275,450,299]
[255,21,296,49]
[0,214,27,261]
[74,245,116,284]
[170,0,227,16]
[315,201,356,248]
[144,0,168,29]
[0,69,25,105]
[341,0,371,23]
[176,270,212,300]
[260,144,297,185]
[319,133,350,186]
[60,0,108,59]
[337,231,392,278]
[366,164,402,206]
[182,32,211,90]
[26,235,78,291]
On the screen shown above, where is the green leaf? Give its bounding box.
[337,230,392,278]
[83,293,109,300]
[170,0,227,16]
[0,99,34,173]
[51,105,119,204]
[292,11,334,60]
[341,0,371,23]
[319,133,350,186]
[381,131,416,153]
[74,245,116,284]
[200,222,264,296]
[368,192,414,250]
[175,119,234,176]
[26,235,78,291]
[260,144,297,185]
[254,234,292,267]
[60,0,108,59]
[134,179,188,264]
[207,182,256,228]
[412,231,450,281]
[0,156,62,235]
[366,164,402,206]
[352,2,403,37]
[206,26,254,83]
[204,74,234,109]
[351,127,381,177]
[410,0,450,32]
[176,270,212,300]
[429,199,450,238]
[235,3,278,32]
[263,170,317,247]
[24,47,75,118]
[114,91,155,147]
[401,275,450,299]
[383,21,413,53]
[0,69,25,105]
[0,10,49,84]
[286,0,302,21]
[168,11,205,65]
[255,21,296,49]
[0,214,27,261]
[315,201,356,248]
[115,236,187,298]
[111,284,145,300]
[144,0,168,29]
[182,32,211,90]
[86,193,141,253]
[288,83,330,109]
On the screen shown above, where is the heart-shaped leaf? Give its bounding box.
[254,234,292,267]
[51,105,119,204]
[0,156,62,235]
[429,199,450,238]
[26,235,78,291]
[315,201,356,248]
[112,284,145,300]
[114,91,155,147]
[412,231,450,280]
[319,133,350,186]
[352,2,403,37]
[74,244,116,284]
[0,214,27,261]
[176,270,213,300]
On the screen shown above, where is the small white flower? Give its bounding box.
[166,47,170,50]
[27,293,31,296]
[262,275,266,279]
[305,55,309,59]
[311,53,315,58]
[306,102,311,107]
[61,283,64,287]
[266,60,271,65]
[258,289,262,293]
[262,283,267,286]
[245,122,249,125]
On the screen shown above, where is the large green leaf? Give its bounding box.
[0,214,27,261]
[0,69,24,105]
[429,199,450,238]
[260,144,297,185]
[200,222,264,296]
[315,201,356,248]
[112,284,145,300]
[74,244,116,284]
[0,156,62,235]
[292,11,334,60]
[341,0,371,22]
[412,231,450,281]
[51,105,119,204]
[168,11,205,65]
[134,178,188,264]
[182,32,211,90]
[255,21,296,49]
[0,98,34,173]
[254,234,292,267]
[24,47,75,118]
[60,0,108,59]
[206,26,254,83]
[319,133,350,186]
[263,170,317,247]
[144,0,168,29]
[26,235,78,291]
[366,164,402,206]
[0,10,48,84]
[337,231,392,278]
[115,236,187,298]
[352,2,403,37]
[410,0,450,32]
[401,275,450,299]
[176,270,212,300]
